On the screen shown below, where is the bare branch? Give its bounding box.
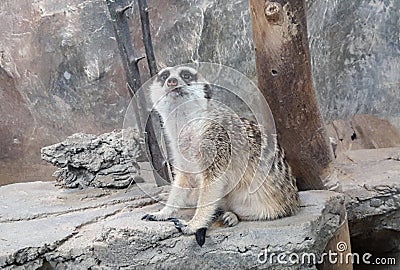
[138,0,158,76]
[116,3,133,15]
[106,0,171,186]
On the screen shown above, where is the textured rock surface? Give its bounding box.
[337,147,400,231]
[337,147,400,261]
[0,181,345,269]
[2,147,399,269]
[0,0,129,185]
[307,0,400,121]
[41,129,142,188]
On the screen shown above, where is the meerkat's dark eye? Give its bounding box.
[159,71,170,81]
[181,71,193,81]
[183,73,191,80]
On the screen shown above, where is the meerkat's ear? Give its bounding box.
[156,64,168,75]
[204,84,212,99]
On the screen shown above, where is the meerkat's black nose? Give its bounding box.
[167,78,178,87]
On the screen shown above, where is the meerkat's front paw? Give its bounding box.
[141,211,176,222]
[141,213,158,221]
[222,211,239,227]
[171,219,207,247]
[171,218,192,233]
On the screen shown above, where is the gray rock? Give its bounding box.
[0,181,346,269]
[306,0,400,121]
[41,129,142,188]
[337,147,400,224]
[337,147,400,259]
[0,0,130,166]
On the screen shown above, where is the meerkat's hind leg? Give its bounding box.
[221,211,239,227]
[172,207,223,232]
[172,220,208,247]
[193,209,236,247]
[175,179,225,234]
[171,207,224,247]
[142,172,194,221]
[141,185,183,221]
[213,207,225,221]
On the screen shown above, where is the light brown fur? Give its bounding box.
[143,66,300,236]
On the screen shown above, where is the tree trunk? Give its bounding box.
[249,0,335,190]
[322,218,353,270]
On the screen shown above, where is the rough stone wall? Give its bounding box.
[0,0,399,184]
[0,0,128,185]
[0,0,129,159]
[306,0,400,120]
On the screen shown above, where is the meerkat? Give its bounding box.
[142,66,300,246]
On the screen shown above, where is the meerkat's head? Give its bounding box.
[149,66,211,114]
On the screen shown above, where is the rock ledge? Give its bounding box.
[0,182,345,270]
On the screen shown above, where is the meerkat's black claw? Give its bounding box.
[195,228,207,247]
[141,214,156,221]
[173,220,186,232]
